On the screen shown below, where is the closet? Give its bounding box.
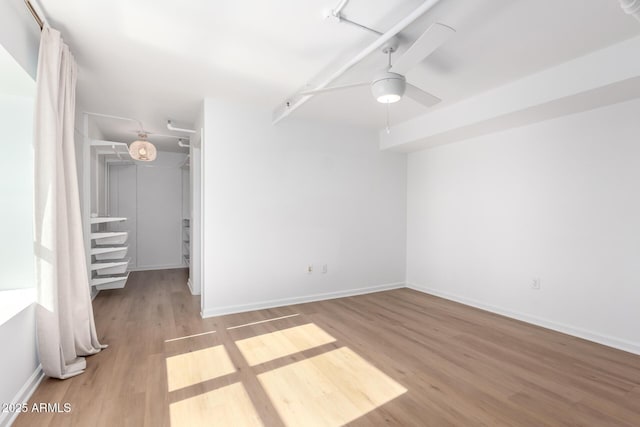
[81,114,191,292]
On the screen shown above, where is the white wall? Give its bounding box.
[0,304,39,426]
[202,99,407,316]
[407,98,640,354]
[91,148,107,216]
[136,158,184,269]
[108,163,139,266]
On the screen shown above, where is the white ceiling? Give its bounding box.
[39,0,640,150]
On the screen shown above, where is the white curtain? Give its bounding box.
[33,27,105,379]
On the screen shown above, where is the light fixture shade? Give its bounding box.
[377,92,402,104]
[372,71,406,104]
[129,138,157,161]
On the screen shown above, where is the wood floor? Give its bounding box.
[15,269,640,426]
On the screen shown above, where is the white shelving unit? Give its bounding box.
[183,218,190,267]
[82,128,134,292]
[89,216,130,290]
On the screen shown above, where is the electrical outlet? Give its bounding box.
[531,278,541,290]
[322,264,328,274]
[307,264,313,274]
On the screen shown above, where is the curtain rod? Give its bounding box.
[24,0,44,30]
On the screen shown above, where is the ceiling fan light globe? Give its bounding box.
[371,71,406,104]
[377,94,401,104]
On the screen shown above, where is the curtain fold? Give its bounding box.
[33,27,105,380]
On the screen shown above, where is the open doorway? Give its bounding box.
[80,113,202,304]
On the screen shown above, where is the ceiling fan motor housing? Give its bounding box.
[372,70,406,103]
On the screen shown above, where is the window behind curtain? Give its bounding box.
[0,43,35,293]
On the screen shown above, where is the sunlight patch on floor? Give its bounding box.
[257,346,407,427]
[164,330,216,343]
[227,313,300,330]
[166,345,235,391]
[169,382,263,427]
[235,323,336,366]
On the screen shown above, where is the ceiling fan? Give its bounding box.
[300,23,455,109]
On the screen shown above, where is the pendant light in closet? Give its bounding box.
[129,132,157,161]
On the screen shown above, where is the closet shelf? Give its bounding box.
[92,273,129,290]
[91,231,128,245]
[91,246,128,260]
[91,259,130,275]
[90,216,127,224]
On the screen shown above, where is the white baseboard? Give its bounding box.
[407,283,640,356]
[0,365,44,427]
[202,282,405,318]
[187,278,200,296]
[128,265,187,272]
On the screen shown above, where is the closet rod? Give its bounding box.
[24,0,44,30]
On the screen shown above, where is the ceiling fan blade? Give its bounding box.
[299,82,369,96]
[390,23,455,75]
[404,83,441,108]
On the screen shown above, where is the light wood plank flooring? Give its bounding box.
[15,269,640,426]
